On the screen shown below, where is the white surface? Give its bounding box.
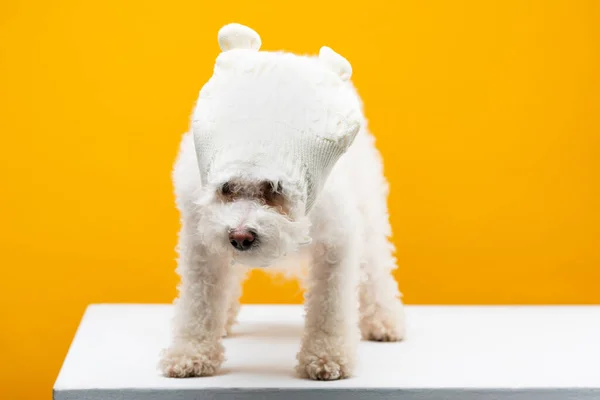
[54,304,600,400]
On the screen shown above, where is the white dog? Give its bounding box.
[159,23,405,381]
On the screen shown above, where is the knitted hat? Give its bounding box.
[192,23,362,213]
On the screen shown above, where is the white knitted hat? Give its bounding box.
[192,24,362,213]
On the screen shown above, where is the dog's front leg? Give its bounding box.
[159,225,231,378]
[296,236,361,380]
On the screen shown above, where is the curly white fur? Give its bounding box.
[159,123,406,380]
[159,24,405,381]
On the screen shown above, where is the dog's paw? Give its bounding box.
[361,314,405,342]
[159,341,224,378]
[296,352,352,381]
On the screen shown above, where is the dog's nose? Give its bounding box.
[229,229,256,251]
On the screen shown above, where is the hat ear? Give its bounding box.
[218,23,261,52]
[319,46,352,81]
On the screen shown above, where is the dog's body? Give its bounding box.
[159,24,405,381]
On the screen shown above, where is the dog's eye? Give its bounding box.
[263,181,282,194]
[221,182,231,195]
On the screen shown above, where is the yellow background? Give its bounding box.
[1,0,599,398]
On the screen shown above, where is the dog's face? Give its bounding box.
[190,27,361,266]
[195,173,311,267]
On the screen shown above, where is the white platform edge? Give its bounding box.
[55,388,600,400]
[53,304,600,400]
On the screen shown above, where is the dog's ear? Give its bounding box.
[318,46,352,81]
[218,23,261,52]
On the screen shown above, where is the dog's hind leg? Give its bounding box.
[359,236,405,342]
